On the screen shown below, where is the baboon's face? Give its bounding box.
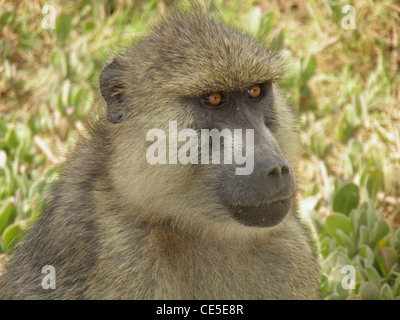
[100,10,298,228]
[186,81,296,228]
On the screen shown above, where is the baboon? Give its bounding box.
[0,7,320,299]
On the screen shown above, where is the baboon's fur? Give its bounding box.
[0,7,320,299]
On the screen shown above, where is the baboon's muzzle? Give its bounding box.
[229,147,296,227]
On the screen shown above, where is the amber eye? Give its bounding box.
[205,92,223,107]
[247,84,262,99]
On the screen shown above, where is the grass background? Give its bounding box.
[0,0,399,299]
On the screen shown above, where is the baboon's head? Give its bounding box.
[100,8,299,229]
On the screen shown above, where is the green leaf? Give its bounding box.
[360,281,380,300]
[0,11,16,26]
[335,280,349,300]
[376,247,398,278]
[56,13,72,43]
[325,214,352,244]
[391,229,400,251]
[342,156,354,176]
[370,220,389,249]
[393,275,400,298]
[358,225,370,246]
[320,278,330,298]
[366,201,377,229]
[359,245,375,266]
[380,283,394,300]
[344,104,360,128]
[366,170,383,199]
[83,21,95,32]
[51,51,68,77]
[0,202,17,235]
[301,55,317,83]
[259,12,274,35]
[332,183,360,216]
[357,203,369,226]
[6,128,19,148]
[365,266,381,289]
[3,224,24,252]
[15,124,33,160]
[349,140,363,156]
[320,237,331,258]
[352,204,368,238]
[337,114,357,143]
[335,229,356,258]
[311,133,332,158]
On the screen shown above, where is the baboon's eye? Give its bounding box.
[247,84,262,99]
[204,92,224,107]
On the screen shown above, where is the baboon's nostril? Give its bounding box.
[281,165,289,174]
[267,167,280,176]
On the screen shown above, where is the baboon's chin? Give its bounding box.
[230,197,292,228]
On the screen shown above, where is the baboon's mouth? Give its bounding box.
[230,197,292,227]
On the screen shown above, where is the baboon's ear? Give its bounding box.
[99,58,126,124]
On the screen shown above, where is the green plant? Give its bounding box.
[317,182,400,300]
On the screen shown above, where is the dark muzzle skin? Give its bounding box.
[229,140,296,227]
[210,104,296,228]
[230,197,293,227]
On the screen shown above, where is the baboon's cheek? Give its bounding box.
[230,198,292,227]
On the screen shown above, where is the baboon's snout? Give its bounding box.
[256,147,296,200]
[229,144,296,228]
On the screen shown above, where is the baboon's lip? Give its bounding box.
[230,197,292,228]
